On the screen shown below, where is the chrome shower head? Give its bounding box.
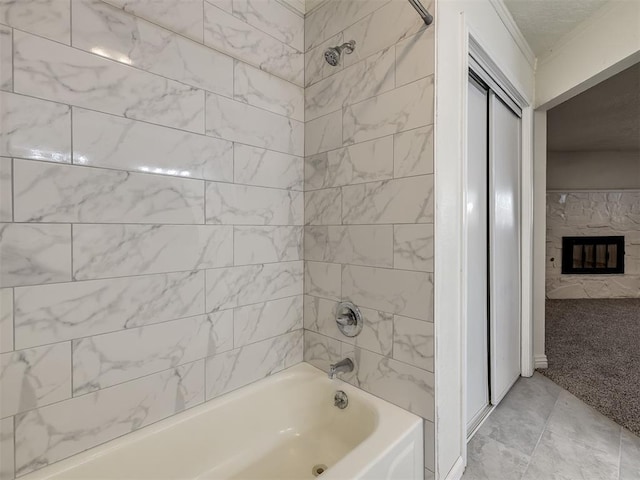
[324,40,356,66]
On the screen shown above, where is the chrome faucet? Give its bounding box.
[328,358,354,379]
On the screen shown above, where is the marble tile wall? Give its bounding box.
[302,1,436,477]
[0,0,304,477]
[546,191,640,298]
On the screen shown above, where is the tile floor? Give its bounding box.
[462,373,640,480]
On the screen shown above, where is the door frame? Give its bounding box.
[434,23,535,478]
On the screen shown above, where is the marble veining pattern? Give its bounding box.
[72,224,233,280]
[0,0,70,44]
[304,110,342,156]
[304,261,341,301]
[13,160,205,224]
[1,91,71,164]
[206,261,303,312]
[1,342,72,418]
[0,223,71,287]
[304,187,342,226]
[14,31,205,133]
[304,136,394,190]
[0,288,13,353]
[205,329,302,399]
[15,361,204,476]
[394,126,434,178]
[72,312,233,394]
[2,2,307,477]
[14,271,205,349]
[0,25,11,91]
[234,226,303,265]
[104,0,204,42]
[206,182,303,226]
[72,0,233,97]
[203,2,303,87]
[205,93,304,157]
[234,295,303,347]
[73,108,234,182]
[233,145,303,191]
[0,158,11,222]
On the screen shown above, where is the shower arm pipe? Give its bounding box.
[408,0,433,26]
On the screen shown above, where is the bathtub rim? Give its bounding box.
[19,361,423,480]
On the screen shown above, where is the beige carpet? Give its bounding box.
[539,298,640,437]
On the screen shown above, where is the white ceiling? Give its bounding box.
[502,0,609,57]
[547,62,640,152]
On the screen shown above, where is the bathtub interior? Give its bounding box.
[23,364,381,480]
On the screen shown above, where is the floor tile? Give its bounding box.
[462,432,531,480]
[619,428,640,480]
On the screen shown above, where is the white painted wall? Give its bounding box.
[435,0,534,477]
[547,151,640,190]
[535,0,640,109]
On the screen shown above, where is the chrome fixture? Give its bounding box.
[328,358,354,379]
[334,390,349,409]
[408,0,433,26]
[324,40,356,66]
[336,301,363,337]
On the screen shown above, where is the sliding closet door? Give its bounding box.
[489,92,521,404]
[465,76,490,432]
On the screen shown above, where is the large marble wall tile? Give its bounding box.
[305,136,393,190]
[305,110,342,156]
[342,265,433,321]
[304,261,341,301]
[205,330,302,399]
[305,225,393,268]
[394,224,434,272]
[343,175,433,224]
[304,32,343,88]
[14,31,205,133]
[304,188,341,225]
[206,261,303,311]
[342,0,425,67]
[73,109,232,182]
[1,342,71,417]
[304,295,393,356]
[546,275,640,299]
[345,346,434,420]
[13,160,204,224]
[73,225,232,280]
[233,0,304,51]
[234,226,303,265]
[0,158,11,221]
[0,416,13,479]
[234,61,303,121]
[73,0,233,97]
[0,223,71,287]
[234,295,302,347]
[205,93,303,156]
[304,0,388,51]
[14,271,204,349]
[303,330,341,372]
[305,47,395,121]
[15,360,204,476]
[73,312,232,394]
[393,315,433,371]
[1,91,71,163]
[0,26,11,91]
[394,126,434,178]
[395,30,435,87]
[206,182,303,226]
[104,0,204,42]
[0,0,70,44]
[0,288,12,353]
[203,2,303,86]
[233,145,303,191]
[343,76,433,145]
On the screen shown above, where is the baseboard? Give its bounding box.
[444,456,465,480]
[534,354,548,369]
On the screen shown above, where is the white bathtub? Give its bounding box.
[21,363,423,480]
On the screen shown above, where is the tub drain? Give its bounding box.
[312,464,328,477]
